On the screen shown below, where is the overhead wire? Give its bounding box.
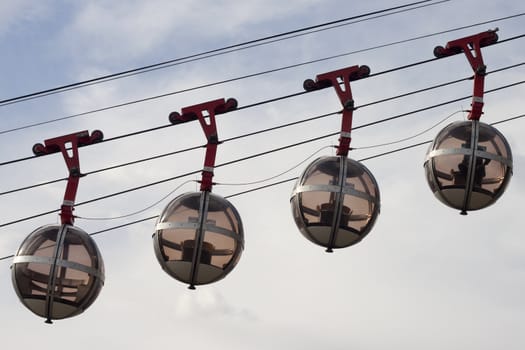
[76,145,334,221]
[1,112,524,262]
[1,60,523,197]
[215,145,335,186]
[1,44,523,169]
[76,180,195,221]
[0,0,442,107]
[0,20,523,230]
[1,15,523,136]
[1,1,453,111]
[0,111,338,196]
[0,215,159,262]
[1,80,523,229]
[351,110,465,150]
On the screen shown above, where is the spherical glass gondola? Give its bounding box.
[290,156,380,252]
[153,191,244,289]
[11,224,105,323]
[424,120,512,214]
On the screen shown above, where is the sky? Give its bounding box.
[1,1,524,349]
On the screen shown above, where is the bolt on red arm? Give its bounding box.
[434,29,499,120]
[32,130,104,225]
[169,98,238,192]
[303,65,370,156]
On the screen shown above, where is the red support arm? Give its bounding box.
[434,29,499,120]
[33,130,103,224]
[304,65,370,156]
[169,98,237,192]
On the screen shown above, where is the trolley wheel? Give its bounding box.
[32,143,46,156]
[358,65,371,78]
[224,98,238,112]
[90,130,104,143]
[303,79,317,92]
[215,99,237,114]
[169,111,182,124]
[433,46,446,58]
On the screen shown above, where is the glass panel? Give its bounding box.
[299,191,336,226]
[13,225,104,320]
[165,206,200,223]
[17,226,59,257]
[476,124,512,196]
[426,121,513,212]
[425,160,439,192]
[155,192,244,286]
[434,122,472,149]
[202,231,236,269]
[307,226,332,246]
[433,154,469,188]
[291,156,380,249]
[341,194,372,233]
[14,262,50,297]
[194,264,224,285]
[159,228,196,261]
[342,158,378,236]
[333,228,360,248]
[291,195,311,235]
[207,204,235,233]
[345,162,367,193]
[477,123,510,158]
[481,160,508,193]
[302,157,340,186]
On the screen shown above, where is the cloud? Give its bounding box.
[173,287,258,322]
[60,0,323,65]
[0,1,48,37]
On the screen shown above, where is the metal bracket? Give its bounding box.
[32,130,104,224]
[303,65,370,156]
[434,29,499,120]
[169,98,237,191]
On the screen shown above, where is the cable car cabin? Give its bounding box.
[290,156,380,252]
[424,120,512,214]
[11,224,104,323]
[153,192,244,289]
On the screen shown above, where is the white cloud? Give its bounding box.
[60,0,323,64]
[173,288,258,321]
[0,1,49,37]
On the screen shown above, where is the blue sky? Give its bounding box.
[1,1,524,349]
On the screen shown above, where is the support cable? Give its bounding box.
[351,110,464,149]
[76,146,333,221]
[1,75,523,196]
[1,55,523,169]
[1,26,523,137]
[0,82,523,229]
[0,0,441,107]
[1,112,524,262]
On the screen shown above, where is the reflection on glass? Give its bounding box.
[153,192,244,288]
[424,121,512,213]
[11,224,104,323]
[290,156,380,251]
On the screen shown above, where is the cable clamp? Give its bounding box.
[472,96,484,103]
